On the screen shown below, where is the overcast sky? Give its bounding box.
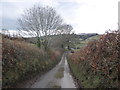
[0,0,119,34]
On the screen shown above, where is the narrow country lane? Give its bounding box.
[28,53,77,88]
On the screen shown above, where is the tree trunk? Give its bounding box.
[37,36,41,48]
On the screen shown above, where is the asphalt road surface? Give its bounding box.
[29,53,77,88]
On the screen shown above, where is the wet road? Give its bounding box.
[29,53,76,88]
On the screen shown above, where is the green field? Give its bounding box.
[75,35,100,50]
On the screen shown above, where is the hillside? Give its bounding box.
[24,33,99,49]
[68,30,119,88]
[75,35,100,49]
[78,33,98,40]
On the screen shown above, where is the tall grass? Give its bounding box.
[68,30,119,88]
[2,36,63,88]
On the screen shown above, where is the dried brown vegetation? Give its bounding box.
[68,30,120,88]
[2,35,63,88]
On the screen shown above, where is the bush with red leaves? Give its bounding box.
[68,30,119,88]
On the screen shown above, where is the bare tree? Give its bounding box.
[57,24,73,34]
[49,33,79,50]
[18,5,63,49]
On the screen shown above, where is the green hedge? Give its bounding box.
[2,38,63,88]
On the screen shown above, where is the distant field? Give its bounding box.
[75,35,100,50]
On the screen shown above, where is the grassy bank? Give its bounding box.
[68,30,119,88]
[2,36,63,88]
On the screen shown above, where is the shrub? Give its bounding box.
[68,30,119,88]
[2,36,63,88]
